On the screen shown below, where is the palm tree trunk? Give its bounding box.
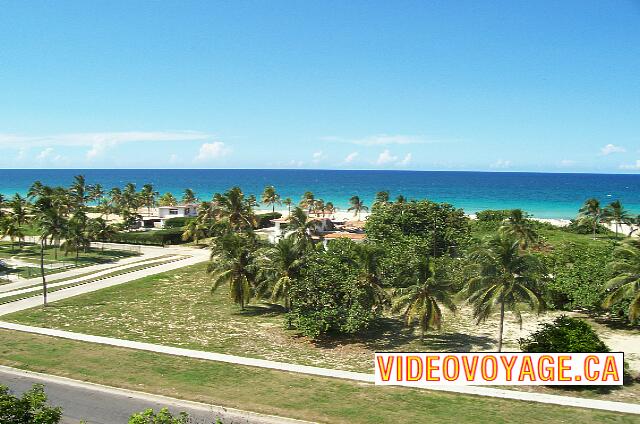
[40,240,47,306]
[498,300,505,352]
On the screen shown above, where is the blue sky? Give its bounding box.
[0,1,639,172]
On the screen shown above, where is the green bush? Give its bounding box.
[519,315,610,353]
[106,228,185,246]
[540,242,615,310]
[562,219,612,235]
[128,407,189,424]
[475,209,513,222]
[163,217,195,229]
[0,384,62,424]
[288,238,378,338]
[255,212,282,229]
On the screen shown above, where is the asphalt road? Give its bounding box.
[0,367,307,424]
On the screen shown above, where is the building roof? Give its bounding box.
[323,232,366,240]
[158,204,198,209]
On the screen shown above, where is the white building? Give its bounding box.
[157,204,199,219]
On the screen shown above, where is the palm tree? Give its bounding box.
[396,194,406,204]
[603,239,640,321]
[347,195,369,220]
[9,194,28,227]
[2,215,25,251]
[355,244,389,311]
[313,199,325,217]
[213,187,257,231]
[88,218,117,250]
[299,191,315,215]
[392,257,457,339]
[69,175,89,210]
[258,236,304,312]
[208,232,258,310]
[578,198,603,239]
[374,191,390,205]
[122,183,139,212]
[324,202,336,218]
[158,192,177,207]
[35,209,68,306]
[603,200,631,240]
[500,209,537,249]
[282,198,293,216]
[287,207,313,248]
[462,233,545,352]
[261,186,281,213]
[182,219,207,244]
[140,184,159,216]
[88,183,104,204]
[108,187,124,212]
[182,188,197,204]
[62,213,91,266]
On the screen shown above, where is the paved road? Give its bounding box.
[0,366,310,424]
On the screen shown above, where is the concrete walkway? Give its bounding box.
[1,321,639,416]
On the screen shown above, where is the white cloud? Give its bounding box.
[619,160,640,170]
[312,150,327,163]
[321,134,430,146]
[344,151,359,163]
[601,144,626,155]
[490,159,512,169]
[288,160,304,168]
[398,153,412,166]
[36,147,63,163]
[16,148,27,160]
[195,142,230,161]
[376,149,398,165]
[0,131,210,148]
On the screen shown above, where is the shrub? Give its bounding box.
[288,238,378,338]
[0,384,62,424]
[475,209,513,222]
[106,228,185,246]
[163,217,195,229]
[255,212,282,229]
[519,315,610,353]
[128,408,189,424]
[562,219,612,235]
[540,242,615,310]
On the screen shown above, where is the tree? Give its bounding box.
[35,209,67,305]
[347,195,369,220]
[140,184,159,215]
[324,202,336,217]
[462,233,546,352]
[181,219,206,244]
[354,243,389,311]
[500,209,537,249]
[395,194,406,204]
[88,183,104,204]
[392,257,457,339]
[374,191,390,206]
[299,191,315,215]
[282,197,293,216]
[288,238,378,337]
[603,239,640,322]
[212,187,257,231]
[0,384,62,424]
[88,217,117,249]
[519,315,610,353]
[578,198,603,239]
[602,200,631,240]
[208,232,258,310]
[128,408,189,424]
[258,235,305,312]
[122,183,139,211]
[9,193,28,227]
[62,212,91,266]
[287,207,313,248]
[2,215,25,250]
[313,199,325,216]
[182,188,197,204]
[158,192,177,207]
[261,185,281,213]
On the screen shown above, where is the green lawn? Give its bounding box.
[0,241,139,278]
[0,330,635,424]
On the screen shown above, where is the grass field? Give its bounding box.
[5,261,639,404]
[0,241,139,278]
[0,330,635,424]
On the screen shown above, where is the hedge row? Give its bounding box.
[105,228,185,246]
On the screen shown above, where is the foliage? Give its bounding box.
[255,212,282,229]
[107,228,185,246]
[128,407,189,424]
[163,217,196,229]
[475,209,513,222]
[365,200,470,258]
[519,315,610,353]
[0,384,62,424]
[603,239,640,322]
[288,238,378,338]
[540,242,615,310]
[562,219,612,235]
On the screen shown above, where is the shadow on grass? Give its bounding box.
[235,303,286,317]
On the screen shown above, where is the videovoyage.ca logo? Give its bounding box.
[374,352,624,386]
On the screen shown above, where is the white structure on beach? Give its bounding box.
[157,204,199,219]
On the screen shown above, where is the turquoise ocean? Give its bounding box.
[0,169,638,219]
